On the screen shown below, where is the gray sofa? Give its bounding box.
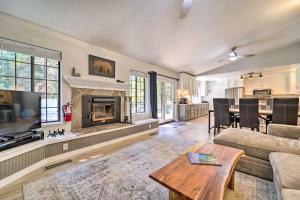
[213,124,300,200]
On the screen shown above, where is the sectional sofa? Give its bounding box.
[213,124,300,200]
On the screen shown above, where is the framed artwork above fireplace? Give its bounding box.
[88,55,115,78]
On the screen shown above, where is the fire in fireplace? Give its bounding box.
[82,96,121,128]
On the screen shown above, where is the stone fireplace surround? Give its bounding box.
[64,75,130,131]
[72,88,125,131]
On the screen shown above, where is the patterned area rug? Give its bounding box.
[23,133,276,200]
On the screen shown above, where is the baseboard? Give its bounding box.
[0,128,158,189]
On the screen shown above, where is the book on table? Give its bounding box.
[187,152,221,166]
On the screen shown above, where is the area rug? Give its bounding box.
[23,133,276,200]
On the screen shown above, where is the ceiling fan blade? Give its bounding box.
[180,0,193,18]
[242,54,255,57]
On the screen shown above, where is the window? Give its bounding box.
[130,75,145,114]
[0,50,60,123]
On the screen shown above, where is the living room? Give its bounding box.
[0,1,300,200]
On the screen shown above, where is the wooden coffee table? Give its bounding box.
[149,143,244,200]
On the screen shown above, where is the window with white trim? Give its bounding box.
[130,75,145,114]
[0,38,61,123]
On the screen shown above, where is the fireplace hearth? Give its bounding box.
[82,95,121,128]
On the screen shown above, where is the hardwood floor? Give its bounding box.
[0,116,212,200]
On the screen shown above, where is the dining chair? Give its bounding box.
[272,98,299,125]
[237,98,259,131]
[213,98,235,135]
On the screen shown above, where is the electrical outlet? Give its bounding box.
[63,143,69,151]
[149,124,152,129]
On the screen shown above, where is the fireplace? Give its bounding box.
[82,95,121,128]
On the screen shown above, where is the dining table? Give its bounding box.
[208,108,300,133]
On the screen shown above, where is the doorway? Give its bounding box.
[157,79,176,123]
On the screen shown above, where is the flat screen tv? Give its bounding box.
[0,90,41,137]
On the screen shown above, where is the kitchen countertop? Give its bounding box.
[178,103,208,106]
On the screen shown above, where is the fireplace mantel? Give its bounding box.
[64,75,130,92]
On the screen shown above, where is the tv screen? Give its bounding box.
[0,90,41,136]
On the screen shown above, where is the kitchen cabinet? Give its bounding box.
[179,73,198,96]
[296,65,300,93]
[178,103,209,121]
[244,72,292,95]
[226,79,244,88]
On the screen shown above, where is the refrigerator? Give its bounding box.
[225,87,245,105]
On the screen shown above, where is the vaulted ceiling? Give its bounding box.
[1,0,300,74]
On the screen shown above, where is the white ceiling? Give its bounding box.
[197,64,297,81]
[0,0,300,75]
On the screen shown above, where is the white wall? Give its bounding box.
[0,13,178,131]
[243,65,297,95]
[203,80,227,110]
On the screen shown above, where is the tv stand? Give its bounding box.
[0,130,44,152]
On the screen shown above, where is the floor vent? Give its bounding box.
[45,159,72,170]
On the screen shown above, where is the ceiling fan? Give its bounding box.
[180,0,193,18]
[218,47,255,62]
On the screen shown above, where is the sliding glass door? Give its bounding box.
[157,79,175,123]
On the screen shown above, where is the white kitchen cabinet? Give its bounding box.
[244,72,292,95]
[296,65,300,93]
[226,79,244,89]
[235,79,244,87]
[179,73,198,95]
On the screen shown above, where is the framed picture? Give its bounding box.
[88,55,115,78]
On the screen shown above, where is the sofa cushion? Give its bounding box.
[213,128,300,161]
[268,124,300,140]
[270,153,300,191]
[236,155,273,181]
[282,189,300,200]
